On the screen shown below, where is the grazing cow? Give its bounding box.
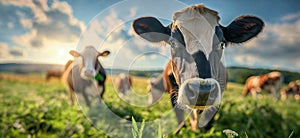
[46,69,63,81]
[242,71,283,99]
[132,4,264,131]
[115,73,132,97]
[281,80,300,101]
[62,46,110,106]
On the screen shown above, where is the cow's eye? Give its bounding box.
[219,42,226,49]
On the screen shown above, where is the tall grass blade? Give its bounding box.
[138,119,145,138]
[132,116,138,138]
[288,131,294,138]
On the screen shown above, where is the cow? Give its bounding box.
[62,46,110,107]
[281,80,300,101]
[46,60,73,81]
[132,4,264,131]
[147,74,166,104]
[46,69,63,81]
[115,73,132,97]
[147,60,175,104]
[242,71,283,99]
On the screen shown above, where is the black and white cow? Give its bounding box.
[132,4,264,131]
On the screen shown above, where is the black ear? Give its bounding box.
[222,15,264,43]
[132,17,171,43]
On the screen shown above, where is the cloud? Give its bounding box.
[1,0,48,23]
[0,43,23,58]
[281,11,300,22]
[78,7,171,69]
[9,49,23,57]
[1,0,86,48]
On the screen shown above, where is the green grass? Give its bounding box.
[1,74,300,138]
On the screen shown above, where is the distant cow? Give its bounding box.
[132,4,263,131]
[46,69,63,81]
[62,46,110,106]
[115,73,132,97]
[147,74,166,104]
[281,80,300,101]
[46,60,73,81]
[242,71,283,99]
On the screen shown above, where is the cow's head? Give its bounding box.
[69,46,110,80]
[132,5,264,108]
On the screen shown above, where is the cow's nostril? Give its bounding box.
[85,70,94,76]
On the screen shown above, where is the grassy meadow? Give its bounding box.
[0,73,300,138]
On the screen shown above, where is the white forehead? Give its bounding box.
[172,5,219,59]
[81,46,99,58]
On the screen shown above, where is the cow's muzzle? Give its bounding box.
[177,78,221,109]
[81,68,96,80]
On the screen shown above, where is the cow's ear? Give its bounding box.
[222,15,264,43]
[69,50,81,57]
[99,51,110,57]
[132,17,171,43]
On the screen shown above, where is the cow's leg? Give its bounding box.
[242,88,250,96]
[274,82,281,100]
[68,88,75,105]
[189,110,198,131]
[189,110,214,131]
[170,92,185,126]
[271,87,279,100]
[281,90,287,100]
[97,84,105,103]
[250,89,257,98]
[82,89,91,107]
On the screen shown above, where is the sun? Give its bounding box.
[43,41,75,65]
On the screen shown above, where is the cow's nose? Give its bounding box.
[186,80,215,105]
[85,70,94,77]
[177,78,221,109]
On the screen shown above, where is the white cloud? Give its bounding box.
[20,18,32,28]
[2,0,86,48]
[7,22,14,29]
[281,11,300,22]
[0,43,10,58]
[0,42,23,58]
[1,0,48,23]
[78,6,172,69]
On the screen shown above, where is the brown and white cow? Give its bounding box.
[46,69,63,81]
[115,73,132,97]
[62,46,110,106]
[281,80,300,101]
[46,60,73,81]
[132,4,264,131]
[242,71,283,99]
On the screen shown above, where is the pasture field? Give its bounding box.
[0,73,300,138]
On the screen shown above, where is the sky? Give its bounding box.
[0,0,300,72]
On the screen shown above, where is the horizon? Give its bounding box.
[1,61,299,73]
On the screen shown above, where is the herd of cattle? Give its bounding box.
[44,4,300,132]
[46,64,300,102]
